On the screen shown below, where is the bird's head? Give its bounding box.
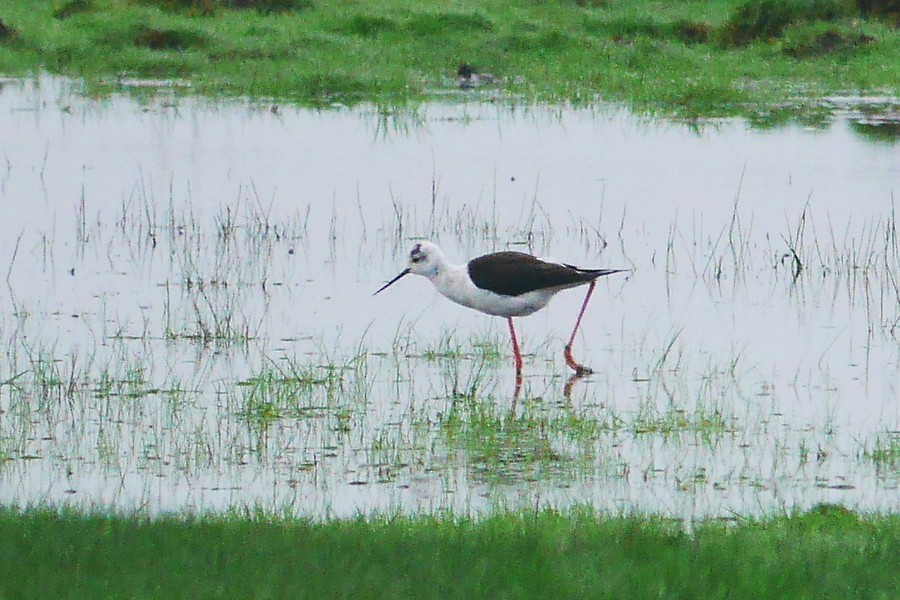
[374,241,445,295]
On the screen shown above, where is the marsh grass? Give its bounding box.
[771,206,900,336]
[2,155,898,519]
[861,432,900,475]
[439,395,606,482]
[719,0,850,46]
[417,331,505,365]
[0,0,897,116]
[393,327,508,401]
[630,402,732,439]
[94,363,157,399]
[662,192,899,339]
[626,327,745,440]
[237,368,322,427]
[134,0,313,15]
[236,348,368,423]
[154,189,310,345]
[1,507,899,600]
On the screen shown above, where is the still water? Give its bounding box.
[0,76,897,519]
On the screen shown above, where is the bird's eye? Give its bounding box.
[411,254,424,263]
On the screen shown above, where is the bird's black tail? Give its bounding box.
[567,267,629,280]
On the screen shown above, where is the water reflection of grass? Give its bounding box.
[2,507,899,599]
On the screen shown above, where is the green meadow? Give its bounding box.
[0,0,898,116]
[2,507,899,599]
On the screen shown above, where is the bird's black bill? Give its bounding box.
[373,269,410,296]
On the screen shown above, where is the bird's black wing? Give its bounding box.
[468,251,612,297]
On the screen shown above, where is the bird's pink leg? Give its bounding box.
[564,280,596,375]
[507,317,524,385]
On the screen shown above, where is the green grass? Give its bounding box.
[1,506,899,599]
[0,0,898,116]
[438,395,616,481]
[862,432,900,473]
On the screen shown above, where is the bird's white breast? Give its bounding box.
[431,266,554,318]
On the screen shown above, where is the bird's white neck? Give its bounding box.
[429,264,478,310]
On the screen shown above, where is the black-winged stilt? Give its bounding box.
[374,241,625,382]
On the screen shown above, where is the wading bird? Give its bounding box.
[374,241,625,385]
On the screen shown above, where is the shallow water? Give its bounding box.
[0,76,897,519]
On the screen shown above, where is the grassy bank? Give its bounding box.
[1,506,899,599]
[0,0,898,116]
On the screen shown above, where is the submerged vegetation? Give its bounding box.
[0,0,898,115]
[0,174,896,515]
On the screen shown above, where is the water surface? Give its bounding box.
[0,76,897,519]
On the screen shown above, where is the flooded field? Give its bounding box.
[0,76,897,520]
